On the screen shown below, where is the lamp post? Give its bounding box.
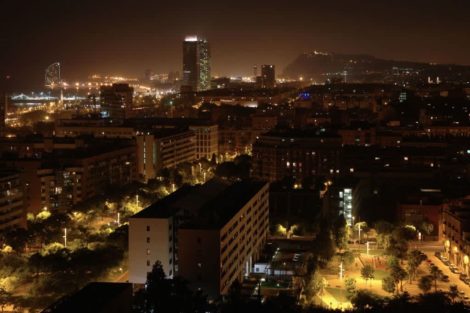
[358,222,362,243]
[339,262,344,280]
[258,277,265,302]
[63,228,67,248]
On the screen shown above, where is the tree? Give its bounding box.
[361,265,375,287]
[420,221,434,236]
[386,236,409,260]
[382,276,396,294]
[344,278,357,299]
[390,264,407,293]
[340,250,355,268]
[429,265,442,291]
[351,290,384,311]
[0,287,12,313]
[374,220,394,250]
[407,250,426,283]
[448,284,459,303]
[332,215,347,250]
[418,275,433,293]
[305,271,325,299]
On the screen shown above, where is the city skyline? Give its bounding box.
[2,0,470,89]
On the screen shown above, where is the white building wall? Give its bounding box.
[129,217,173,284]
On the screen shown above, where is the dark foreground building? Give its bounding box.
[42,282,133,313]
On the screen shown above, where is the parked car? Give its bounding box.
[434,251,441,258]
[441,275,450,282]
[450,267,461,274]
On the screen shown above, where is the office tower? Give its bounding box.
[182,36,211,92]
[261,65,276,88]
[100,83,134,120]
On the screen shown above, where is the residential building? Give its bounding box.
[259,65,276,89]
[441,197,470,276]
[178,180,269,296]
[42,282,133,313]
[189,124,218,160]
[136,129,196,181]
[128,179,269,297]
[252,129,342,182]
[0,171,25,232]
[100,83,134,120]
[1,138,136,214]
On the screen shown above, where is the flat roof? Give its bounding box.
[132,179,267,229]
[131,179,231,219]
[181,180,267,229]
[42,282,131,313]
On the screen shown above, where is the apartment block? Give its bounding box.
[0,171,25,232]
[128,179,269,297]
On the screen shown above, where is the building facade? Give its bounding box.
[252,129,342,182]
[136,129,196,181]
[128,179,269,297]
[182,36,211,92]
[189,124,218,160]
[0,171,25,232]
[100,83,134,120]
[2,139,136,214]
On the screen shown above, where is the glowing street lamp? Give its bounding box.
[63,228,67,248]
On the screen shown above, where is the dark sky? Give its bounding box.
[1,0,470,89]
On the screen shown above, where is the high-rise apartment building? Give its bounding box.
[100,84,134,120]
[182,36,211,92]
[128,179,269,297]
[0,171,25,232]
[260,65,276,88]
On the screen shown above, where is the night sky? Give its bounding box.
[1,0,470,89]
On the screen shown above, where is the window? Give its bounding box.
[197,237,202,244]
[146,237,150,243]
[146,226,150,231]
[146,249,150,255]
[147,260,150,266]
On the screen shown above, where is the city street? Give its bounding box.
[414,241,470,297]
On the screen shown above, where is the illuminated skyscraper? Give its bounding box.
[45,62,61,88]
[182,36,211,92]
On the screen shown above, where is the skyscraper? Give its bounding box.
[182,36,211,92]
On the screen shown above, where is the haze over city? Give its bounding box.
[2,0,470,88]
[2,1,470,313]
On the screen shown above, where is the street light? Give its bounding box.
[358,222,362,242]
[258,277,266,302]
[63,228,67,247]
[339,262,344,280]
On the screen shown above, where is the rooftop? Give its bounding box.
[42,282,132,313]
[132,179,267,229]
[181,180,267,229]
[131,179,231,219]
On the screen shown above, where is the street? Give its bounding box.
[413,241,470,297]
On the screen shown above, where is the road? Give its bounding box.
[413,241,470,297]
